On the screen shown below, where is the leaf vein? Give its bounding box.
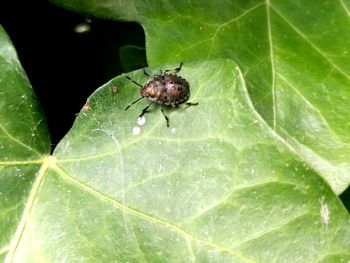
[0,159,44,167]
[129,224,149,263]
[270,4,350,81]
[53,163,253,263]
[278,73,346,144]
[56,149,118,163]
[208,2,265,57]
[0,124,42,157]
[5,156,54,262]
[182,180,308,224]
[230,210,311,249]
[266,0,277,131]
[339,0,350,16]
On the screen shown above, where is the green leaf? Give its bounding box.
[2,0,350,261]
[119,45,147,72]
[49,0,350,194]
[0,25,50,260]
[4,57,350,261]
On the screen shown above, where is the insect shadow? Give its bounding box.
[125,63,198,127]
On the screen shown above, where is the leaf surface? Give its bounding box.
[0,25,50,261]
[2,0,350,261]
[4,58,349,262]
[49,0,350,193]
[119,45,147,72]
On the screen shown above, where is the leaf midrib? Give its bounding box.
[5,156,53,263]
[52,162,252,262]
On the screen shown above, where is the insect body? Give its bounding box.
[125,63,198,127]
[141,73,190,106]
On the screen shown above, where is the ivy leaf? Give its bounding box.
[0,25,50,261]
[119,45,147,72]
[2,0,350,261]
[3,47,350,260]
[50,0,350,194]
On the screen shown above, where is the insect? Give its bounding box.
[125,63,198,127]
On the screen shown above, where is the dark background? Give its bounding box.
[0,1,349,210]
[0,0,146,146]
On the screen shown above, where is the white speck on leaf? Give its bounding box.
[133,126,141,135]
[137,116,146,126]
[320,197,330,226]
[171,128,176,135]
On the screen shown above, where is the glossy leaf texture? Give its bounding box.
[0,26,50,261]
[49,0,350,194]
[3,59,348,262]
[119,45,147,72]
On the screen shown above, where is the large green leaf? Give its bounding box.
[2,0,350,262]
[0,25,50,261]
[50,0,350,194]
[3,52,350,260]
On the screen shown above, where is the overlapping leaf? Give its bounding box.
[50,0,350,193]
[4,56,350,262]
[2,0,350,261]
[0,25,50,261]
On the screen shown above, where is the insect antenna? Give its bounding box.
[125,97,145,111]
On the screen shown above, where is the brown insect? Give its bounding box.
[125,63,198,127]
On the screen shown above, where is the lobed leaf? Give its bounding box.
[50,0,350,194]
[2,0,350,261]
[5,59,349,262]
[0,25,50,261]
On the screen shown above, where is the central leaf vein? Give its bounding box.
[52,163,253,262]
[266,0,277,131]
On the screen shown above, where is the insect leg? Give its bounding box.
[125,76,142,87]
[139,101,154,117]
[174,62,183,73]
[143,68,150,77]
[125,97,145,111]
[160,107,169,127]
[185,102,199,106]
[164,62,183,74]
